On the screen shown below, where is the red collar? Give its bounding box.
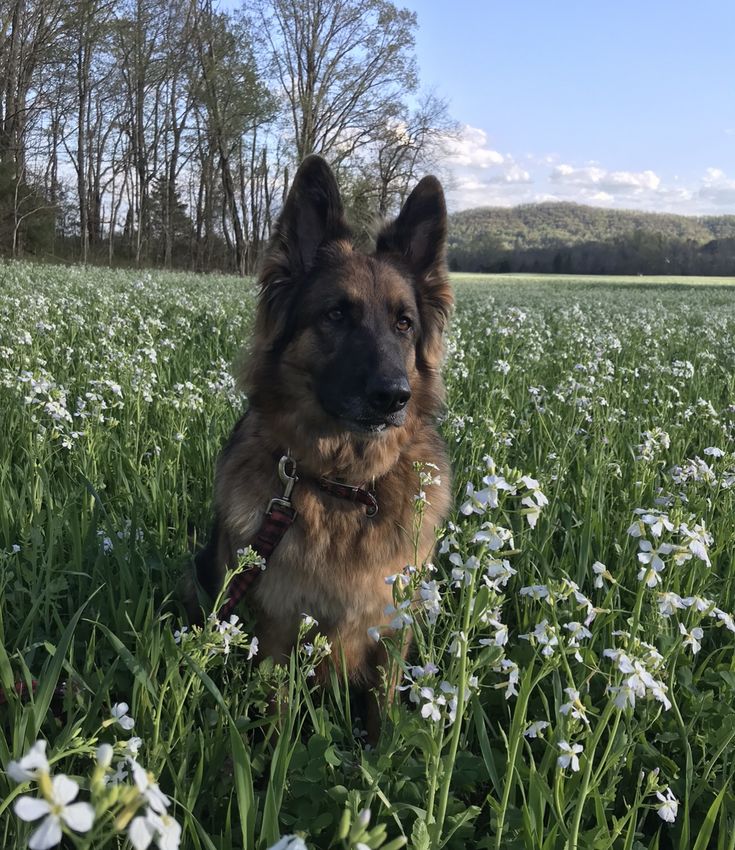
[318,475,378,517]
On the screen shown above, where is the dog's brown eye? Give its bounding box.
[327,308,344,322]
[396,316,412,332]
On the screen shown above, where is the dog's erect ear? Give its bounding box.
[376,177,453,368]
[255,155,351,348]
[272,155,350,276]
[376,176,447,275]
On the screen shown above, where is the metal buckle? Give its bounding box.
[365,493,378,518]
[267,455,298,515]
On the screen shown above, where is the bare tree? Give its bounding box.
[369,91,458,216]
[0,0,451,272]
[1,0,66,253]
[260,0,417,163]
[192,1,274,274]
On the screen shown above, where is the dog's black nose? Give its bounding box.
[367,377,412,414]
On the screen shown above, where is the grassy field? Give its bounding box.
[1,262,735,850]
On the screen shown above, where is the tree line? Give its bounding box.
[448,203,735,276]
[0,0,455,273]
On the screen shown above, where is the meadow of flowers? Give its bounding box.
[1,261,735,850]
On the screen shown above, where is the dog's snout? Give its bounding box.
[367,376,412,414]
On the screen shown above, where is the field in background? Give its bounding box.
[451,271,735,287]
[1,262,735,850]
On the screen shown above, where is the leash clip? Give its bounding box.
[267,455,298,514]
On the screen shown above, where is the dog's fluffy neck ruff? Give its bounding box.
[252,406,418,484]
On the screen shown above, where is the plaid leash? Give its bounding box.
[217,502,296,622]
[217,456,298,622]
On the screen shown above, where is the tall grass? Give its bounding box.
[1,262,735,849]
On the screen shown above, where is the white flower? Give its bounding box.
[7,741,50,782]
[608,683,636,710]
[484,558,517,589]
[640,512,674,538]
[447,631,467,658]
[473,523,513,551]
[267,837,308,850]
[557,741,583,772]
[712,607,735,633]
[703,446,724,457]
[521,619,559,657]
[440,681,458,724]
[418,687,445,721]
[520,584,551,601]
[656,787,679,823]
[564,622,592,643]
[96,744,114,768]
[449,553,479,586]
[111,701,135,731]
[637,540,672,587]
[638,539,673,572]
[385,600,413,630]
[494,658,519,699]
[683,595,714,614]
[559,688,589,724]
[14,775,94,850]
[125,737,143,758]
[480,614,508,647]
[658,592,687,617]
[131,760,170,814]
[592,560,611,589]
[678,522,713,566]
[678,622,703,655]
[367,626,381,642]
[523,720,549,738]
[129,810,182,850]
[419,580,442,623]
[460,482,492,515]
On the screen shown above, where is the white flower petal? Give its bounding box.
[129,815,155,850]
[60,802,95,833]
[51,774,79,806]
[7,741,50,782]
[14,796,51,822]
[28,816,62,850]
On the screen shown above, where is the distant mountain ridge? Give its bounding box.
[446,202,735,275]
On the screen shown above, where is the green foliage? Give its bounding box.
[1,263,735,849]
[448,202,735,275]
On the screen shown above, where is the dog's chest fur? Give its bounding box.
[215,414,450,669]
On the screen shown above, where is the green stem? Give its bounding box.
[494,665,536,850]
[425,724,445,827]
[567,700,617,850]
[431,583,474,845]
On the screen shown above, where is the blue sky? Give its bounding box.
[401,0,735,214]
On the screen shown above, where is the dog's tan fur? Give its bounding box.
[192,156,453,718]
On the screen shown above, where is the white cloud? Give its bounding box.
[487,163,532,184]
[441,124,735,215]
[550,164,661,193]
[445,125,504,168]
[698,167,735,205]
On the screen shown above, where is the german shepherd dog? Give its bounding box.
[191,155,453,733]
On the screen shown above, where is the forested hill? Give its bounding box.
[447,203,735,275]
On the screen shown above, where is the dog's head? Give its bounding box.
[246,156,452,441]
